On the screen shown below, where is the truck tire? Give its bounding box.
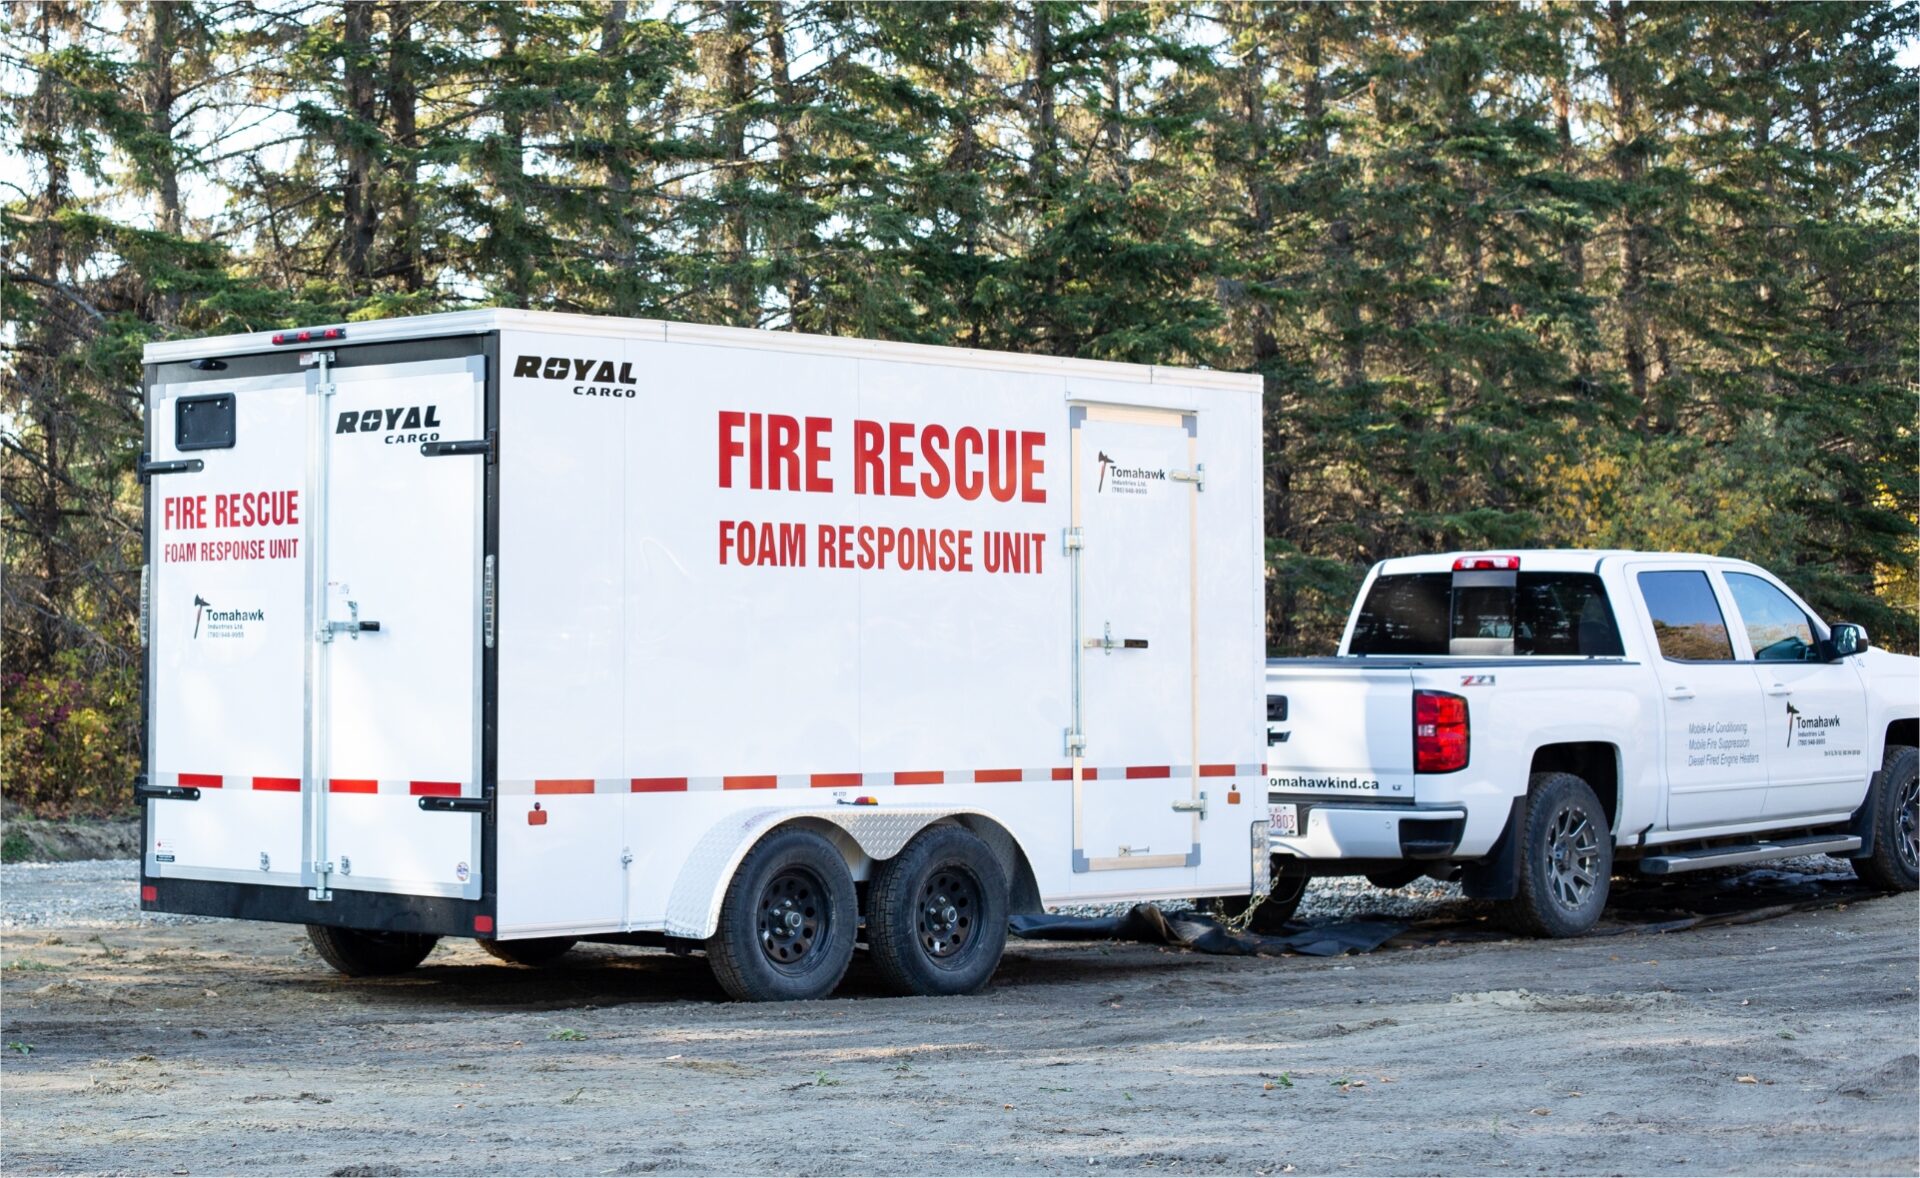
[1201,871,1310,934]
[705,826,857,1002]
[867,825,1009,997]
[1500,772,1612,938]
[1854,745,1919,892]
[306,924,439,977]
[478,936,577,966]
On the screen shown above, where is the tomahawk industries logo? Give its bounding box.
[191,595,264,640]
[1095,451,1168,495]
[1784,701,1842,748]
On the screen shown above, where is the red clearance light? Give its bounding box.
[473,915,495,935]
[140,884,158,903]
[271,326,347,346]
[1414,690,1470,774]
[1453,555,1520,571]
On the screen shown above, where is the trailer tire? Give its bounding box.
[1201,871,1309,934]
[477,937,577,967]
[866,825,1009,997]
[705,827,857,1002]
[1854,746,1919,892]
[305,924,439,977]
[1499,772,1612,938]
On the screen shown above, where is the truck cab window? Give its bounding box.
[1349,572,1623,657]
[1637,570,1734,661]
[1725,572,1820,662]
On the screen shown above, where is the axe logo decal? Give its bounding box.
[1097,451,1114,492]
[193,594,211,638]
[1784,700,1801,748]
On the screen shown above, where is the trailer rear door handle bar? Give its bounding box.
[421,432,493,460]
[134,778,200,802]
[418,795,488,813]
[137,455,203,483]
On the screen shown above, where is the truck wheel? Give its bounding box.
[705,827,857,1002]
[1201,871,1309,934]
[306,924,439,977]
[478,936,577,966]
[1854,745,1919,892]
[867,825,1009,997]
[1501,772,1612,938]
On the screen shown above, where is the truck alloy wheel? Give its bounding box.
[705,827,857,1002]
[868,825,1009,997]
[1854,746,1920,892]
[1502,772,1612,938]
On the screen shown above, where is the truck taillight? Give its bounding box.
[1452,555,1519,571]
[1414,691,1469,773]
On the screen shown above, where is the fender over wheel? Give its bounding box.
[1500,771,1612,938]
[866,825,1010,997]
[1854,745,1919,892]
[705,826,858,1002]
[306,924,439,977]
[478,936,578,966]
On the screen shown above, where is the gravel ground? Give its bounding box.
[2,854,1857,932]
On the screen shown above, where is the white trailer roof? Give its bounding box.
[143,308,1263,394]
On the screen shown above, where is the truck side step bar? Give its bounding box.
[1638,834,1861,876]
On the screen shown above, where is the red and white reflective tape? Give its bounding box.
[495,763,1266,797]
[148,772,472,797]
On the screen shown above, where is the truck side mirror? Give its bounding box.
[1828,622,1870,659]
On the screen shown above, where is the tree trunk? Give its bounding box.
[386,0,420,291]
[341,0,378,290]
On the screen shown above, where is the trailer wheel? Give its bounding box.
[1201,870,1309,934]
[1500,772,1612,938]
[1854,746,1919,892]
[867,825,1008,997]
[305,924,439,977]
[705,827,857,1002]
[478,937,578,967]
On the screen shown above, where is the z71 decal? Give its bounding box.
[1460,674,1496,687]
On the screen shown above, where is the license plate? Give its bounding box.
[1268,803,1299,837]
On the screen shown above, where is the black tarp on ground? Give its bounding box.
[1008,868,1894,958]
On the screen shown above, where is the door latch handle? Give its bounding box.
[1082,622,1148,654]
[1764,683,1792,697]
[1667,686,1696,701]
[321,600,379,642]
[1172,794,1208,819]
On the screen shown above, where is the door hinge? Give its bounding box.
[309,860,334,902]
[1062,527,1083,553]
[1171,463,1205,491]
[1064,729,1086,757]
[137,454,203,483]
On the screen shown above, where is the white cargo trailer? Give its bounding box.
[137,310,1267,999]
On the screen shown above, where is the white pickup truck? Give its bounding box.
[1249,550,1919,936]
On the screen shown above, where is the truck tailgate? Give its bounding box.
[1264,663,1417,801]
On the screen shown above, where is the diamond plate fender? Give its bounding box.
[662,805,1021,939]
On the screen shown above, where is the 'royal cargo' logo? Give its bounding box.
[512,354,638,399]
[336,405,442,445]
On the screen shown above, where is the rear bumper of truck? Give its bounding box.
[1269,802,1469,861]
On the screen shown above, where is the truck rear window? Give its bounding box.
[1348,572,1624,657]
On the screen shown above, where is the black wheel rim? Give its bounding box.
[1896,774,1918,876]
[1545,804,1601,912]
[757,866,829,974]
[917,863,981,961]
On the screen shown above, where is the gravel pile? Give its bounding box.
[1,859,216,930]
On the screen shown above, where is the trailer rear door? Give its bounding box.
[146,340,488,905]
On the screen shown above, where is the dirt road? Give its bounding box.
[2,883,1915,1176]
